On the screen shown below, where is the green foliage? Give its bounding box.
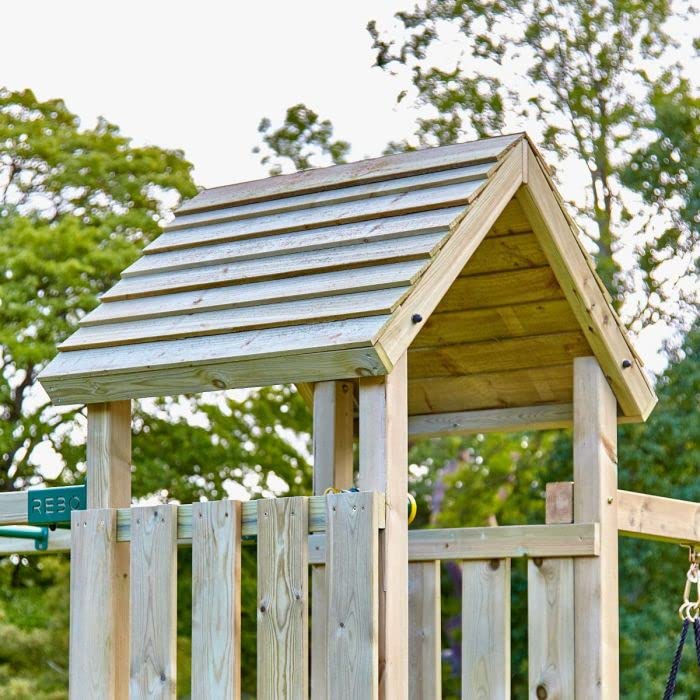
[253,103,350,175]
[368,1,699,324]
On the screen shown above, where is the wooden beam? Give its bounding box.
[408,404,574,438]
[618,490,700,545]
[70,401,131,700]
[358,353,409,699]
[311,380,355,698]
[517,146,656,420]
[573,357,619,698]
[308,523,599,564]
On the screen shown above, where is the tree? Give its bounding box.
[254,103,350,175]
[367,1,699,328]
[0,89,315,698]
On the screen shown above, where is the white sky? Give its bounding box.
[3,1,696,371]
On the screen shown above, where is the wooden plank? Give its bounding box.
[376,145,524,364]
[107,232,444,301]
[69,509,118,700]
[86,401,131,700]
[528,559,575,699]
[407,365,574,415]
[412,300,579,349]
[433,266,564,313]
[358,353,409,699]
[528,480,575,699]
[151,180,482,254]
[459,231,545,276]
[62,288,406,351]
[48,315,388,377]
[130,504,178,699]
[311,380,355,699]
[408,561,441,700]
[81,260,425,327]
[131,207,463,275]
[191,500,242,699]
[42,344,388,406]
[573,357,619,698]
[163,165,486,233]
[405,523,598,561]
[462,559,511,699]
[408,404,574,438]
[177,134,521,214]
[518,146,656,419]
[0,491,30,525]
[618,490,700,545]
[409,331,591,379]
[257,497,309,700]
[326,491,380,700]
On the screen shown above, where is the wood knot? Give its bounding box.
[536,684,548,699]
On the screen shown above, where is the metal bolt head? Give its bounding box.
[622,359,632,369]
[411,313,423,324]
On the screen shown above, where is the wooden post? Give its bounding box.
[70,401,131,700]
[528,482,575,698]
[573,357,618,698]
[358,354,408,699]
[311,380,355,698]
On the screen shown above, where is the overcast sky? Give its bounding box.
[4,1,417,186]
[4,1,696,371]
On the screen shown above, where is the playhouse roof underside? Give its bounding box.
[39,134,656,421]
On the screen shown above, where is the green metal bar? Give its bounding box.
[0,526,49,551]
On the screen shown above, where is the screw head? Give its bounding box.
[622,359,632,369]
[411,313,423,324]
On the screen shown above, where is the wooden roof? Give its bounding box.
[39,134,656,420]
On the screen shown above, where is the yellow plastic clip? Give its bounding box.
[407,493,417,525]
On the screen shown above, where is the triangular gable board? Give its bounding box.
[39,134,656,421]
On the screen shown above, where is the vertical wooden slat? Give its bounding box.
[573,357,619,698]
[408,560,442,700]
[528,482,575,699]
[192,500,241,699]
[257,497,309,700]
[81,400,131,700]
[311,380,355,699]
[130,504,178,699]
[358,353,409,700]
[462,559,511,699]
[326,491,380,699]
[69,509,118,700]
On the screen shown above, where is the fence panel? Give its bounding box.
[130,504,178,699]
[257,496,309,700]
[192,499,242,699]
[462,558,511,700]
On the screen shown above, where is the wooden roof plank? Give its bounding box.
[178,134,523,214]
[145,179,483,254]
[126,207,463,277]
[170,162,493,231]
[104,231,446,301]
[61,288,408,351]
[81,261,427,327]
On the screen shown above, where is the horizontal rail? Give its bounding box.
[0,492,385,539]
[618,489,700,545]
[309,523,599,564]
